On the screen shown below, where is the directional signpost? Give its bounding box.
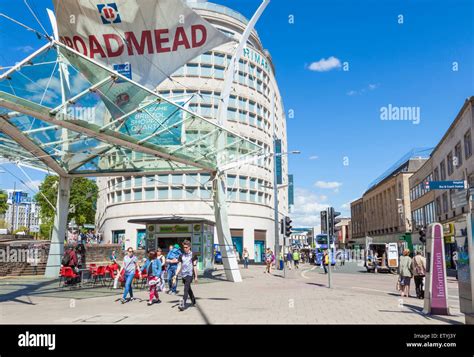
[429,180,467,190]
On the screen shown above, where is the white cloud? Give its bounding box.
[314,181,342,191]
[341,202,350,210]
[347,83,380,96]
[309,155,319,160]
[308,56,341,72]
[291,188,330,227]
[16,45,35,53]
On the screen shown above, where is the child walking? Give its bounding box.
[141,250,162,306]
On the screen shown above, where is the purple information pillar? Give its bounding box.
[426,223,450,315]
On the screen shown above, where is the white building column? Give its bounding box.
[45,176,71,278]
[213,172,242,282]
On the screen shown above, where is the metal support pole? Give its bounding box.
[45,176,71,278]
[213,172,242,283]
[327,208,332,288]
[273,149,281,275]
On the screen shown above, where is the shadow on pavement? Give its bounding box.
[306,282,327,288]
[0,279,54,305]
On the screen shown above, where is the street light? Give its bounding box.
[272,149,300,278]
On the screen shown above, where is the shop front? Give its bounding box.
[128,217,215,272]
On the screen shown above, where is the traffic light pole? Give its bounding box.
[327,207,332,288]
[273,150,281,277]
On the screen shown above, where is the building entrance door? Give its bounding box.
[156,237,188,252]
[254,240,265,263]
[232,236,243,260]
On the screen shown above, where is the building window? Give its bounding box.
[145,188,155,200]
[187,64,199,76]
[171,188,182,199]
[201,188,211,199]
[433,167,439,181]
[435,197,441,216]
[185,188,197,200]
[124,190,131,202]
[227,175,236,188]
[454,142,463,167]
[134,176,143,187]
[200,174,210,185]
[134,189,142,201]
[158,188,168,200]
[239,176,247,188]
[465,130,472,159]
[201,65,212,77]
[442,192,448,213]
[440,160,446,180]
[447,152,454,176]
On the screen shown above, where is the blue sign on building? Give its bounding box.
[275,139,282,184]
[429,180,466,190]
[288,174,294,206]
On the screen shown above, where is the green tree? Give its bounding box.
[35,176,98,239]
[0,189,8,216]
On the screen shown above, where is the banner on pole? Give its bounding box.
[53,0,232,89]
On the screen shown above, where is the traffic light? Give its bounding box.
[328,207,341,237]
[320,210,327,234]
[419,227,426,244]
[284,216,292,237]
[280,218,284,234]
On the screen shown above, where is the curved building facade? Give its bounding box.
[96,1,289,263]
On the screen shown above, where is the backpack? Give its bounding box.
[61,251,71,266]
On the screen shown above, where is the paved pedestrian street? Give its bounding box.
[0,263,464,324]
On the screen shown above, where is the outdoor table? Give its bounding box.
[77,268,91,286]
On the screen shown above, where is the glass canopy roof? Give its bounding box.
[0,41,263,176]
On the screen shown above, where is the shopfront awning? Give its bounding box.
[0,41,263,177]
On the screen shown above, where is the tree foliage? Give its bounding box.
[0,189,8,216]
[35,176,98,238]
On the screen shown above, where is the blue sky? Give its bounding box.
[0,0,473,228]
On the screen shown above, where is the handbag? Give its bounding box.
[113,275,119,289]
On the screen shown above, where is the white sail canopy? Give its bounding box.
[52,0,232,89]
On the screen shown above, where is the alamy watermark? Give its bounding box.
[0,246,42,263]
[380,104,421,125]
[56,106,96,122]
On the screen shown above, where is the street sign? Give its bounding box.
[429,180,466,190]
[30,225,40,233]
[451,190,468,209]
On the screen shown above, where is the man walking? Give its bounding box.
[292,249,300,269]
[411,250,426,299]
[166,244,181,295]
[286,250,293,270]
[175,240,198,311]
[322,250,328,274]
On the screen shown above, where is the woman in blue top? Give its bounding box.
[141,250,162,306]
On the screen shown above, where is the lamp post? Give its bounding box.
[271,149,300,277]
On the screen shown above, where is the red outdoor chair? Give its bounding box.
[91,266,106,286]
[134,269,147,289]
[60,267,79,287]
[89,264,98,274]
[105,265,118,288]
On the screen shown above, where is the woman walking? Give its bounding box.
[264,248,274,274]
[398,249,413,298]
[141,250,162,306]
[243,248,250,269]
[117,247,140,304]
